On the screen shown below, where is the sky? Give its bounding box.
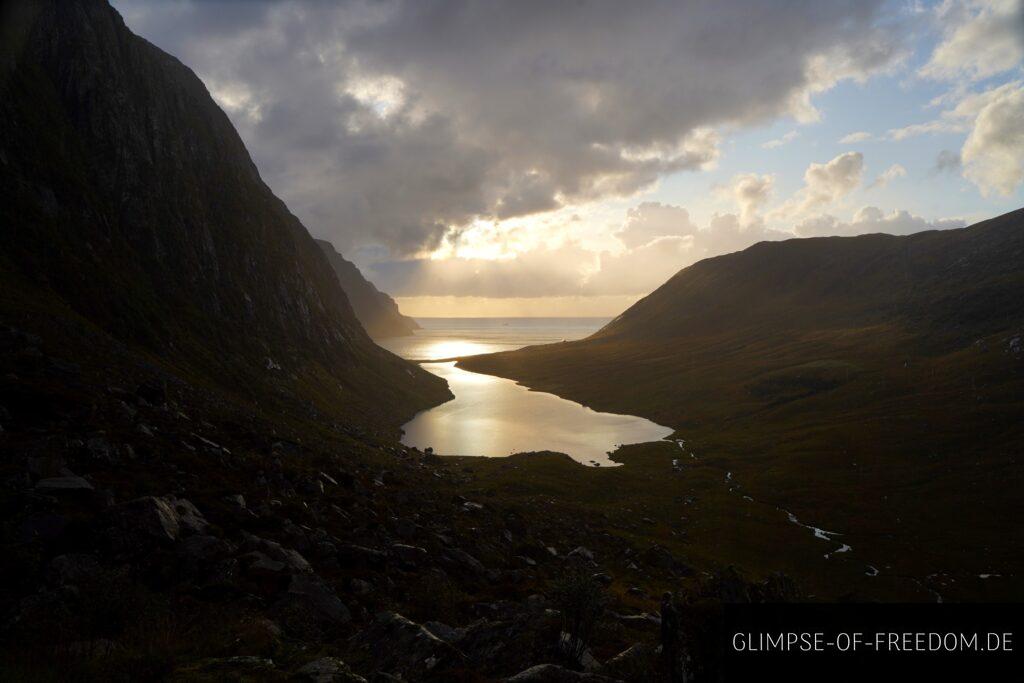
[113,0,1024,317]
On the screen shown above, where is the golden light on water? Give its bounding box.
[417,339,491,360]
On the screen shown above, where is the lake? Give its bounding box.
[377,318,674,466]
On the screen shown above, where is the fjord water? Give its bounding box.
[378,318,673,466]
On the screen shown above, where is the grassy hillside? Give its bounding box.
[461,211,1024,599]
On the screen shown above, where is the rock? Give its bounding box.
[351,612,465,678]
[280,573,351,625]
[393,518,417,539]
[85,437,118,462]
[35,476,93,493]
[441,548,487,576]
[18,514,69,543]
[505,663,620,682]
[640,544,691,575]
[516,555,538,568]
[567,547,594,562]
[46,554,102,587]
[391,543,428,566]
[592,572,613,586]
[339,544,388,569]
[350,578,373,596]
[165,497,209,535]
[237,551,289,596]
[560,632,601,672]
[176,534,232,563]
[296,657,367,682]
[602,643,657,681]
[136,379,168,406]
[169,656,274,680]
[423,621,464,644]
[242,534,312,573]
[224,494,246,509]
[105,496,181,546]
[26,455,67,478]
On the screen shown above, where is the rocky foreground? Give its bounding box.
[0,322,795,681]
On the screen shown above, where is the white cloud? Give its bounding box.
[762,130,799,149]
[886,84,1015,140]
[961,84,1024,196]
[614,203,699,250]
[795,206,966,237]
[886,119,966,140]
[868,163,907,189]
[919,0,1024,82]
[773,152,864,219]
[839,131,872,144]
[729,173,775,225]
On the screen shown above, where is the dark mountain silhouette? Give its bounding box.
[315,239,419,339]
[464,209,1024,424]
[0,0,447,427]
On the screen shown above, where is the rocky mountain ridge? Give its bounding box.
[315,240,419,340]
[0,0,446,430]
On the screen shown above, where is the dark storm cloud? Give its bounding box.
[113,0,902,256]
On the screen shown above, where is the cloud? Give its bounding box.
[614,203,699,250]
[884,78,1024,142]
[839,131,872,144]
[371,201,790,298]
[773,152,864,219]
[886,119,966,140]
[919,0,1024,82]
[762,130,799,149]
[961,83,1024,196]
[868,163,907,189]
[934,149,962,173]
[114,0,904,257]
[729,173,775,225]
[794,206,966,237]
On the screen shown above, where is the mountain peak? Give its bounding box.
[0,0,448,427]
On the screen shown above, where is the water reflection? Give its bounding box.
[378,317,610,362]
[401,362,673,466]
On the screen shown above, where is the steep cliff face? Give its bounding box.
[0,0,448,426]
[315,240,419,339]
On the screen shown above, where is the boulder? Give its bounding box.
[640,544,692,576]
[176,534,232,564]
[505,664,621,682]
[242,534,312,573]
[105,496,180,546]
[350,612,465,678]
[35,476,93,493]
[441,548,486,576]
[279,574,351,625]
[168,656,274,681]
[391,543,428,566]
[165,497,209,535]
[46,554,102,587]
[296,657,367,682]
[566,547,595,562]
